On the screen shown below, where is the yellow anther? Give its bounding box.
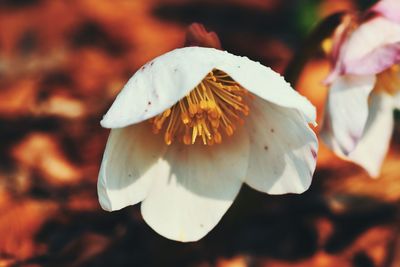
[322,38,333,55]
[200,100,208,110]
[165,133,172,145]
[214,131,222,144]
[225,125,234,136]
[189,105,197,115]
[181,112,190,124]
[163,108,171,117]
[207,101,217,110]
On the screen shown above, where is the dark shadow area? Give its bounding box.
[325,196,396,253]
[152,2,301,66]
[25,186,325,266]
[69,21,128,56]
[0,117,61,172]
[153,2,296,36]
[10,162,400,267]
[17,30,38,55]
[0,0,40,8]
[353,251,375,267]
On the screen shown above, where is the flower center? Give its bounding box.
[150,69,251,146]
[374,64,400,95]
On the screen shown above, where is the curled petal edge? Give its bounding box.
[100,47,316,129]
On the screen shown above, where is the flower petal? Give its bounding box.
[325,14,356,83]
[371,0,400,24]
[216,57,317,125]
[323,93,394,177]
[98,123,167,211]
[340,17,400,75]
[321,74,376,155]
[101,47,224,128]
[101,47,316,128]
[141,127,249,242]
[245,97,318,194]
[345,42,400,75]
[347,93,394,177]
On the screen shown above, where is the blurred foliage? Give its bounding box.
[296,0,321,35]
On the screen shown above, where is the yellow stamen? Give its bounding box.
[150,69,251,145]
[374,64,400,95]
[322,38,333,55]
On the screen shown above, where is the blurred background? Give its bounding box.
[0,0,399,266]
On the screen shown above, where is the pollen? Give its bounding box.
[321,38,333,55]
[150,69,251,145]
[374,64,400,95]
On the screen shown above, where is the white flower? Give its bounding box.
[98,46,318,242]
[321,1,400,177]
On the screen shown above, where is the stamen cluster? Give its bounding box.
[151,69,250,145]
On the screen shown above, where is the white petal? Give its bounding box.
[215,55,317,125]
[101,47,316,128]
[341,17,400,72]
[321,74,376,155]
[347,93,394,177]
[98,122,167,211]
[245,97,318,194]
[371,0,400,24]
[141,127,249,242]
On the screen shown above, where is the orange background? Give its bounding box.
[0,0,399,266]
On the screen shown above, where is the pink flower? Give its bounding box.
[321,0,400,177]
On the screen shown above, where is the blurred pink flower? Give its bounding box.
[321,0,400,177]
